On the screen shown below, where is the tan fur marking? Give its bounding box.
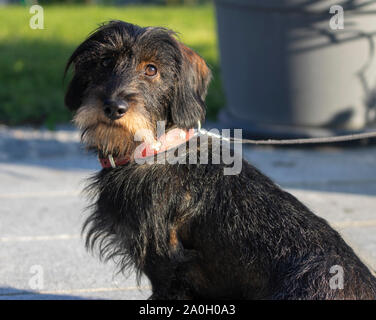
[184,192,191,202]
[169,228,179,250]
[118,106,152,136]
[180,44,209,79]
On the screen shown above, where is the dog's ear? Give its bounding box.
[171,44,212,129]
[64,71,88,111]
[64,44,90,111]
[64,48,90,112]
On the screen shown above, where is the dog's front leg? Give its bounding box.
[144,254,194,300]
[144,228,196,300]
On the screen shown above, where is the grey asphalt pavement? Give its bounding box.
[0,125,375,299]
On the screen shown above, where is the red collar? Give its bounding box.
[99,128,195,169]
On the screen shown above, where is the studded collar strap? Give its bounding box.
[98,128,195,169]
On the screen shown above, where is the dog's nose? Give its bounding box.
[103,100,128,120]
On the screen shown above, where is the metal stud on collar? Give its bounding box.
[108,154,116,168]
[151,141,162,152]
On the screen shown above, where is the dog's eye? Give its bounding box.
[145,64,157,77]
[101,58,112,68]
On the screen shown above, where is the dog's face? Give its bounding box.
[65,21,211,157]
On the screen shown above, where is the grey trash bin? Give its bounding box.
[215,0,376,138]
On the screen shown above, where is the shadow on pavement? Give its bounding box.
[0,287,90,300]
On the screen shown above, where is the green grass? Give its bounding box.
[0,4,225,128]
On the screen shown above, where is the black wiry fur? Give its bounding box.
[65,21,376,299]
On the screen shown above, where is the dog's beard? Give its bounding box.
[80,123,134,157]
[73,102,154,158]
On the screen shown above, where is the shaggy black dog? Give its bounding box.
[65,20,376,299]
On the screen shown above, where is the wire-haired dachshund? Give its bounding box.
[64,20,376,299]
